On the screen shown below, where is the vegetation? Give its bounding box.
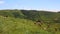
[0,10,60,34]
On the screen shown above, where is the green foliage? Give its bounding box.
[0,10,60,34]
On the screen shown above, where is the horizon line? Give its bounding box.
[0,9,59,12]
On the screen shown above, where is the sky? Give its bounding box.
[0,0,60,12]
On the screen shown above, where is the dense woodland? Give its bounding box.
[0,10,60,34]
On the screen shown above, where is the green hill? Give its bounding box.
[0,10,60,34]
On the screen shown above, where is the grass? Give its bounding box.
[0,10,60,34]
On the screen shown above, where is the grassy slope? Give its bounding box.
[0,10,60,34]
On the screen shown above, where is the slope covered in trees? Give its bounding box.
[0,10,60,34]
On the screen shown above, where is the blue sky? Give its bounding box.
[0,0,60,11]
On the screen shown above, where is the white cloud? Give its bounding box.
[0,1,4,4]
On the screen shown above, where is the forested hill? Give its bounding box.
[0,10,60,23]
[0,10,60,34]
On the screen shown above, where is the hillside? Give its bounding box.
[0,10,60,34]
